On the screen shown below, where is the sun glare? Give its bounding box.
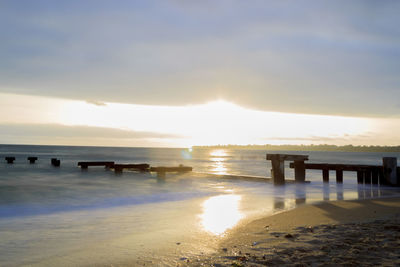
[200,194,243,235]
[0,93,389,147]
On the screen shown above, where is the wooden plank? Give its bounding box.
[78,161,115,169]
[289,162,382,172]
[114,163,150,173]
[266,154,309,161]
[149,166,192,173]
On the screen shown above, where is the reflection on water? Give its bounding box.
[200,194,243,235]
[210,149,228,175]
[210,149,227,157]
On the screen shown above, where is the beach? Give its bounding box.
[1,145,400,266]
[187,197,400,266]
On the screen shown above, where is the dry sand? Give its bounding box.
[183,197,400,266]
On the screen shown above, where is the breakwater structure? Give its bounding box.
[267,153,399,186]
[3,157,192,177]
[77,161,192,176]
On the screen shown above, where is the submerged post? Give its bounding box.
[383,157,398,185]
[27,157,38,164]
[5,157,15,164]
[51,158,60,167]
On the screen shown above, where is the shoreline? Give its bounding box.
[185,197,400,266]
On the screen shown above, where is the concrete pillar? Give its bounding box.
[383,157,397,185]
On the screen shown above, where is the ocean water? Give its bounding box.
[0,145,399,266]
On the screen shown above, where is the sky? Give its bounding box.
[0,0,399,147]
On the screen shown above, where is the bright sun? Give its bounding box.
[0,93,379,147]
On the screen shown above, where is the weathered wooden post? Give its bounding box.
[114,165,123,173]
[293,160,306,183]
[364,170,372,184]
[371,168,379,184]
[383,157,398,185]
[27,157,38,164]
[5,157,15,164]
[378,169,385,185]
[266,154,309,185]
[51,158,60,167]
[336,169,343,183]
[357,171,363,184]
[267,154,285,185]
[322,169,329,182]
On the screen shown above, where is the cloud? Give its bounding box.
[0,123,182,140]
[86,100,107,106]
[0,1,399,117]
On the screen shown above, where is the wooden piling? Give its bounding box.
[322,169,329,182]
[5,157,15,164]
[357,171,363,184]
[51,158,60,167]
[293,160,306,183]
[378,169,385,185]
[364,170,371,184]
[336,169,343,183]
[371,169,379,184]
[27,157,38,164]
[271,157,285,185]
[383,157,398,185]
[266,154,308,185]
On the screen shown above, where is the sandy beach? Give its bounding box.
[185,197,400,266]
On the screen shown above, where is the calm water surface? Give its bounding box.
[0,145,399,266]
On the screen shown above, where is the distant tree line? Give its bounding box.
[193,144,400,152]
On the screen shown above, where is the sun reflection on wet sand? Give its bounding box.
[200,194,243,235]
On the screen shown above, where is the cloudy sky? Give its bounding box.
[0,0,399,147]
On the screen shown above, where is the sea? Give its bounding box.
[1,145,399,266]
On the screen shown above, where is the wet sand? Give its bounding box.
[185,197,400,266]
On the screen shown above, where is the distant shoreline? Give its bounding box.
[193,144,400,153]
[1,143,400,152]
